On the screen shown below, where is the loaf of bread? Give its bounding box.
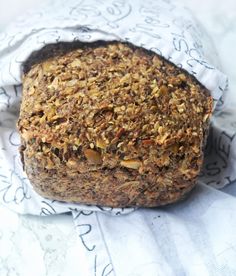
[18,42,213,207]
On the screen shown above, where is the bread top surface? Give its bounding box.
[18,42,212,181]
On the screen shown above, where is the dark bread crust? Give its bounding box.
[18,42,213,207]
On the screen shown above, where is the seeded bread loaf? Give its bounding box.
[18,42,213,207]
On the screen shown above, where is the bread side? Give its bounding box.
[18,42,213,207]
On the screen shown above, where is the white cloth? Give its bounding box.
[73,183,236,276]
[0,0,236,274]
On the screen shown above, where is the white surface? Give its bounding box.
[181,0,236,107]
[0,0,236,275]
[0,0,42,30]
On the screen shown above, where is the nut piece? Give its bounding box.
[70,59,82,68]
[159,85,168,95]
[178,73,187,82]
[115,128,125,138]
[120,159,142,170]
[66,158,78,169]
[96,138,107,149]
[84,149,102,164]
[142,139,154,146]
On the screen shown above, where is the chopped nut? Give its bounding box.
[142,125,149,132]
[192,145,200,153]
[158,126,164,134]
[156,154,170,167]
[117,142,123,148]
[154,122,160,131]
[196,106,201,113]
[42,61,52,73]
[178,73,187,82]
[70,59,82,68]
[96,138,107,149]
[67,79,78,87]
[21,129,31,141]
[75,138,81,146]
[177,103,186,113]
[159,85,168,95]
[203,114,209,122]
[115,128,125,138]
[142,139,154,146]
[170,144,179,154]
[84,149,102,164]
[152,86,159,97]
[45,158,54,169]
[28,86,35,96]
[156,133,169,145]
[48,77,59,90]
[66,159,77,168]
[120,159,142,169]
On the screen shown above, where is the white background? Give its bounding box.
[0,0,42,30]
